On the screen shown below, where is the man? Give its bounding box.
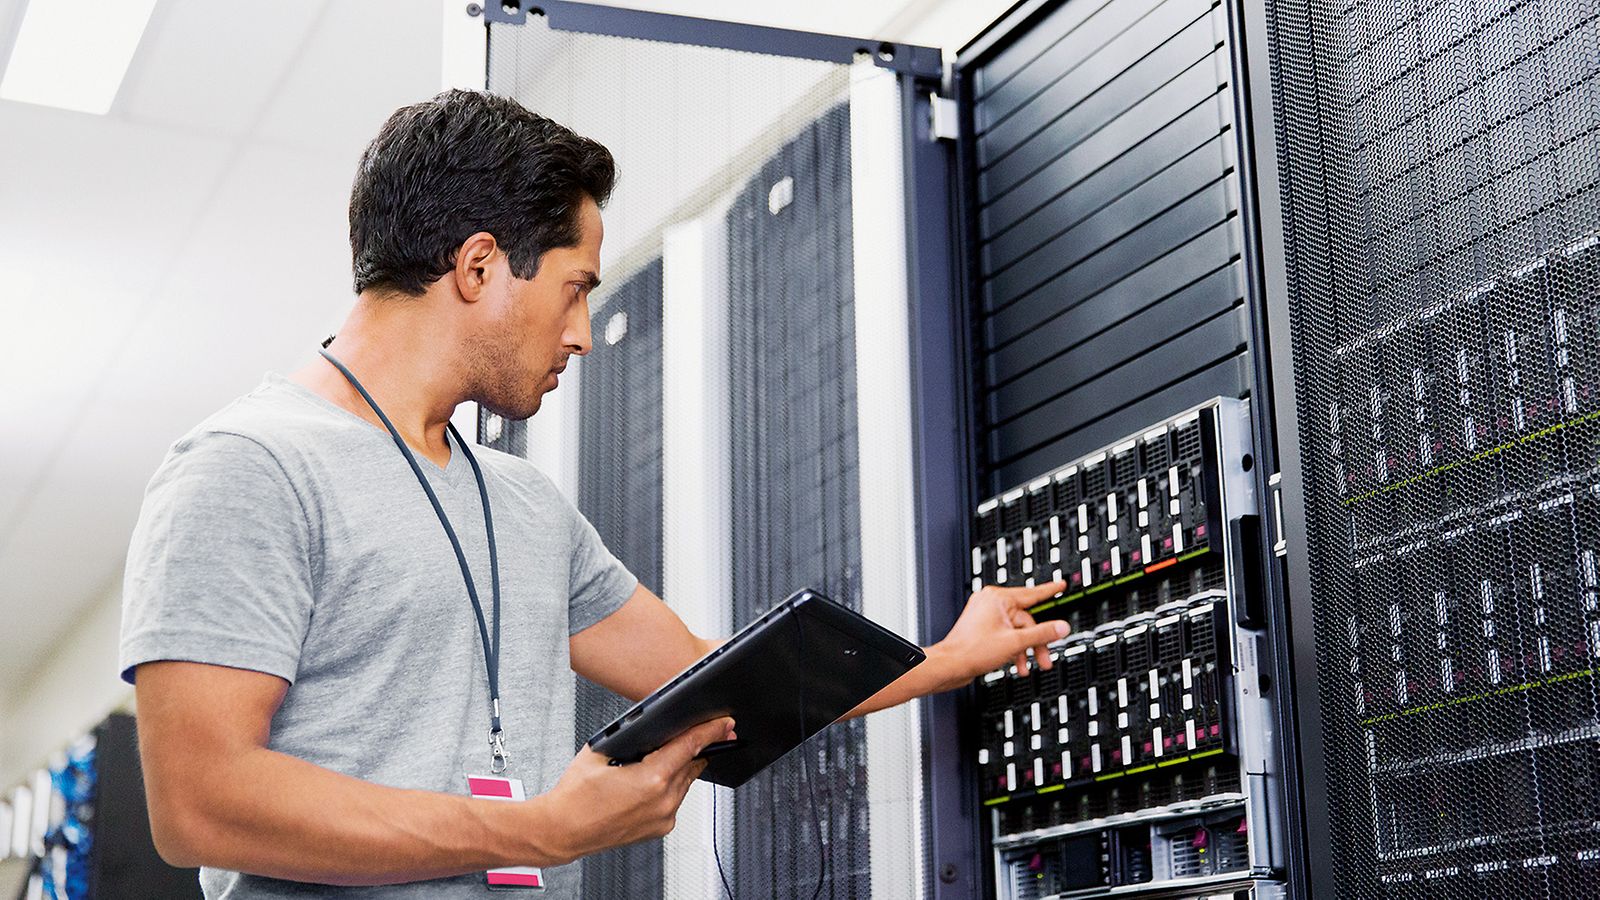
[121,89,1068,898]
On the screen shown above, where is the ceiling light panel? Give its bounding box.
[1,0,159,115]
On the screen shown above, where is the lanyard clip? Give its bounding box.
[489,728,510,775]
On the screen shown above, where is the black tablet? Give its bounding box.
[586,589,925,787]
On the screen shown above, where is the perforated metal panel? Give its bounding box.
[577,258,665,599]
[1265,0,1600,894]
[725,102,872,898]
[477,408,527,457]
[574,258,666,900]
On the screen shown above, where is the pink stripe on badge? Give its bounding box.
[487,872,543,887]
[468,777,514,798]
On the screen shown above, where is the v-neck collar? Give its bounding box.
[267,372,469,484]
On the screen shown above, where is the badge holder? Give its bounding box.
[467,773,544,891]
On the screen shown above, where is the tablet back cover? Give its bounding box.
[587,590,924,787]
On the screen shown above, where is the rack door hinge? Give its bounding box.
[929,94,959,142]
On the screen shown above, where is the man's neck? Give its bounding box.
[289,303,466,468]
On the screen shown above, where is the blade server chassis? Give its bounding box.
[970,399,1285,899]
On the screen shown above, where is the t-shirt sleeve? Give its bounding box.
[564,501,638,636]
[119,431,316,685]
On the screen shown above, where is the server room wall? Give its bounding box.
[487,18,930,900]
[0,587,127,792]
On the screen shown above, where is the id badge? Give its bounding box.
[467,775,544,890]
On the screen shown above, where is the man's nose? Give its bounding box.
[566,305,593,355]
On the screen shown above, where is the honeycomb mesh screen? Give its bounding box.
[724,102,870,896]
[477,407,528,457]
[488,14,929,900]
[1265,0,1600,895]
[575,257,666,898]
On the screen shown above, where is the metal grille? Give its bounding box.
[476,408,527,457]
[577,258,666,599]
[725,102,871,899]
[964,0,1250,493]
[574,258,666,900]
[1266,0,1600,894]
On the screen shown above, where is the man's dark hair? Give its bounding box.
[348,89,615,296]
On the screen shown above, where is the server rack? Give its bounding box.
[474,1,1298,896]
[722,101,875,898]
[2,713,202,900]
[574,258,668,900]
[473,0,1600,895]
[950,1,1302,896]
[472,2,1289,896]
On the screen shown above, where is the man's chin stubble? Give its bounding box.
[476,389,542,422]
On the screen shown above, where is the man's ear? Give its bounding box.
[453,232,499,303]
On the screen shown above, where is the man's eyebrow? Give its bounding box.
[574,269,601,290]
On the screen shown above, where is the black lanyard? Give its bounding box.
[319,350,509,774]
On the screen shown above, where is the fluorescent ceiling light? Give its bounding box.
[1,0,159,115]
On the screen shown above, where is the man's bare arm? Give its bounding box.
[569,584,721,700]
[136,660,730,885]
[569,581,1067,722]
[839,580,1070,720]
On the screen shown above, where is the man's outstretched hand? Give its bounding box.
[931,580,1071,688]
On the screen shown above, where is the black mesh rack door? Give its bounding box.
[575,258,666,899]
[1264,0,1600,895]
[725,101,870,899]
[477,407,528,457]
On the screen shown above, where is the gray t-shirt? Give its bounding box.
[120,373,637,899]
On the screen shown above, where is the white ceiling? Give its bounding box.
[0,0,1010,694]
